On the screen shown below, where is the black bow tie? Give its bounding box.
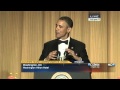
[58,40,68,44]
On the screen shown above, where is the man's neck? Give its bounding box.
[59,36,70,41]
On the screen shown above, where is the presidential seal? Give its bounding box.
[51,72,72,79]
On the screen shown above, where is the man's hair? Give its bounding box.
[59,16,73,28]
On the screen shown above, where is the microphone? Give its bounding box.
[57,51,67,61]
[64,51,69,60]
[57,51,60,60]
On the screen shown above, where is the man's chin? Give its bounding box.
[56,36,61,39]
[56,37,61,39]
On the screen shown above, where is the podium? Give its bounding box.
[33,61,92,79]
[34,72,91,79]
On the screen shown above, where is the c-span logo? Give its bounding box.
[51,72,72,79]
[88,11,101,21]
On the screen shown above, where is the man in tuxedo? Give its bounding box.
[39,16,90,63]
[35,16,92,79]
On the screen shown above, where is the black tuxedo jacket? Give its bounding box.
[39,38,90,63]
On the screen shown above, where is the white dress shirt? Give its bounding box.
[58,37,70,60]
[58,37,83,62]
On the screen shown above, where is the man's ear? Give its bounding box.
[67,27,71,33]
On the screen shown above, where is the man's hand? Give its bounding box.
[45,50,57,60]
[65,49,81,61]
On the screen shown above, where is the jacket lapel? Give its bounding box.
[53,39,58,51]
[68,38,75,51]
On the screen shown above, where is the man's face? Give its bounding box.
[55,20,71,39]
